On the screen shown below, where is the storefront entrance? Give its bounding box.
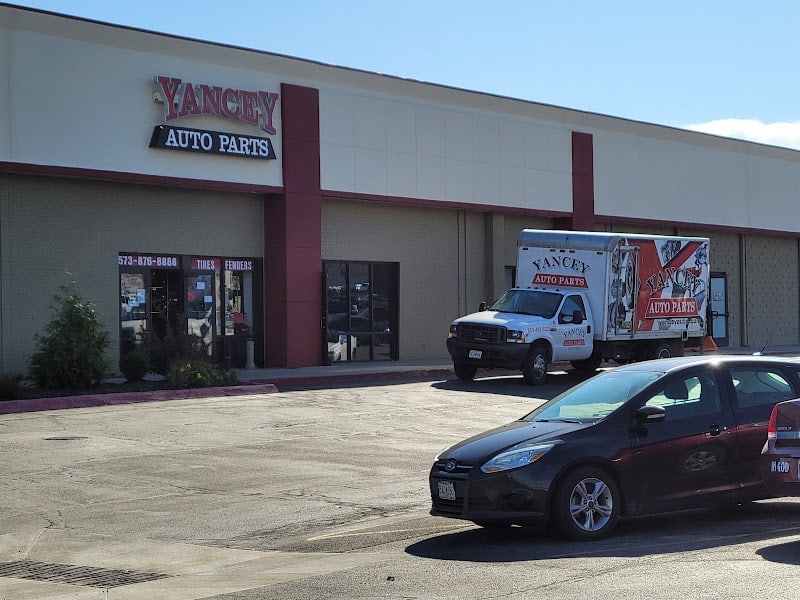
[323,261,399,363]
[710,272,729,347]
[119,254,262,371]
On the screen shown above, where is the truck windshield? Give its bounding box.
[488,289,562,318]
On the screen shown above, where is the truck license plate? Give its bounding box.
[438,481,456,501]
[468,350,482,359]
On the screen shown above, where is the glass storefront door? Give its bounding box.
[222,260,259,368]
[710,272,729,347]
[323,261,399,363]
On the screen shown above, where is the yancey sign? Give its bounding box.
[150,75,279,160]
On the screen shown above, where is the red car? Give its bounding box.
[761,398,800,496]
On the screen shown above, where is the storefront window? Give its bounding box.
[186,272,214,356]
[225,271,243,335]
[119,254,261,369]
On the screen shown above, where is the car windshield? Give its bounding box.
[522,369,663,422]
[488,289,562,318]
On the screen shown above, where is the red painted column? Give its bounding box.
[263,84,322,367]
[570,131,595,231]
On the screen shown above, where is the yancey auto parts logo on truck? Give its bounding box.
[150,75,279,160]
[529,255,590,288]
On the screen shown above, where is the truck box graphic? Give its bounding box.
[517,230,709,340]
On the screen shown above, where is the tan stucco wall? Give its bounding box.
[0,175,263,375]
[742,236,799,348]
[322,198,489,360]
[705,232,741,347]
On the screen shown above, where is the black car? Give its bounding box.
[430,355,800,540]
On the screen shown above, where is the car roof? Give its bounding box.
[609,354,800,376]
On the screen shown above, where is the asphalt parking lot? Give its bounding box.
[3,367,800,599]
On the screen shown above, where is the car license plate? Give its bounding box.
[438,480,456,501]
[468,350,482,359]
[772,459,791,474]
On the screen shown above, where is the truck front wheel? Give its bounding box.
[522,344,548,385]
[453,362,478,381]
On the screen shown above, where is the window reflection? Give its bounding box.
[120,272,147,354]
[324,261,398,362]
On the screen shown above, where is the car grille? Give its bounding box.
[431,460,476,517]
[457,324,505,344]
[431,496,464,516]
[432,459,474,475]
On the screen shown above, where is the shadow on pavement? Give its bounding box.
[406,500,800,563]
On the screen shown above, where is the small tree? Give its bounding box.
[28,279,111,388]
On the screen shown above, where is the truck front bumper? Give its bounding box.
[446,338,530,369]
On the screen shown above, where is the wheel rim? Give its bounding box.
[532,354,546,380]
[568,477,614,532]
[656,347,671,359]
[684,449,717,471]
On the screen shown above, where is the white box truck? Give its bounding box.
[447,229,711,384]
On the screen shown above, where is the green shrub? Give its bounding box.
[0,375,21,400]
[166,359,239,388]
[28,280,111,389]
[144,323,208,375]
[119,350,150,382]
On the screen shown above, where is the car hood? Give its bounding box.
[453,310,550,327]
[441,419,587,464]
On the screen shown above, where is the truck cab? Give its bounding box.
[446,287,597,385]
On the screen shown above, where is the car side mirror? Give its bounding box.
[479,302,487,311]
[633,405,666,424]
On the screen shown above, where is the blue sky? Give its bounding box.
[9,0,800,149]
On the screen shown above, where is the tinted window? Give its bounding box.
[644,373,721,420]
[730,367,796,408]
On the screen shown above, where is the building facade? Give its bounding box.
[1,4,799,377]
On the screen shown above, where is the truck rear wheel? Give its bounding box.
[570,352,603,372]
[453,362,478,381]
[652,340,685,360]
[522,344,548,385]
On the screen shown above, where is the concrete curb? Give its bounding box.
[0,383,279,415]
[251,368,456,388]
[0,368,457,415]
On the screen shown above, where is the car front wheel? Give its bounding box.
[552,467,620,540]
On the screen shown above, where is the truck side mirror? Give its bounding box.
[479,302,487,311]
[558,309,584,324]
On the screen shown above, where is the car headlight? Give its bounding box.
[448,324,458,338]
[481,442,554,473]
[506,329,525,343]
